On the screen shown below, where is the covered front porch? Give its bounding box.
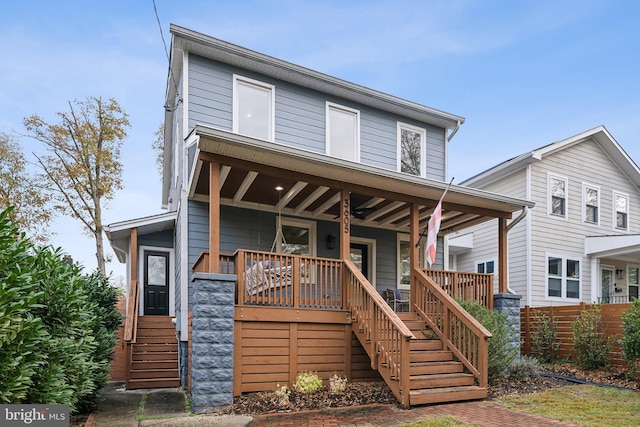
[185,126,532,409]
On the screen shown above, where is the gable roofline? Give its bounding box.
[167,24,464,131]
[105,212,177,263]
[462,125,640,188]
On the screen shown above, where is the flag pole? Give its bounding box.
[416,177,454,247]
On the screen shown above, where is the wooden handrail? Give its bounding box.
[123,280,140,342]
[423,269,494,310]
[413,268,491,388]
[343,259,414,408]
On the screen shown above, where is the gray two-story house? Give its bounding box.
[105,24,532,411]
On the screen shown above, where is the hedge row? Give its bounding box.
[0,208,122,413]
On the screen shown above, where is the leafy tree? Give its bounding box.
[24,97,130,274]
[0,131,52,242]
[152,123,164,180]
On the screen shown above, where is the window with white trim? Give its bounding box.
[547,255,580,299]
[326,102,359,162]
[397,122,426,177]
[233,75,275,141]
[277,217,316,256]
[614,192,629,231]
[583,183,599,225]
[629,266,639,300]
[548,174,568,218]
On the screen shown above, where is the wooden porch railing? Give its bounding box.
[413,269,491,389]
[343,260,415,408]
[123,280,140,387]
[424,270,493,310]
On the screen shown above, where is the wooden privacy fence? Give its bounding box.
[521,302,632,367]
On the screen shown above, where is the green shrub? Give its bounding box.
[0,207,122,413]
[530,312,560,363]
[572,305,612,369]
[459,300,517,379]
[293,371,323,394]
[507,355,540,380]
[620,298,640,367]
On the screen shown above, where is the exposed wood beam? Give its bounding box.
[313,192,341,217]
[233,171,258,204]
[363,201,404,224]
[294,186,329,214]
[379,206,410,226]
[209,161,220,273]
[410,204,419,307]
[498,217,508,294]
[357,196,385,209]
[219,165,231,189]
[276,181,307,210]
[340,190,351,261]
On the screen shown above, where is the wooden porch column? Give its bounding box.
[209,161,220,273]
[498,217,508,293]
[130,227,138,283]
[409,203,419,309]
[339,190,351,261]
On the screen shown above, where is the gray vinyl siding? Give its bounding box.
[187,54,447,177]
[528,138,640,306]
[139,230,174,249]
[454,169,528,294]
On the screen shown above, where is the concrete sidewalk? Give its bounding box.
[88,382,252,427]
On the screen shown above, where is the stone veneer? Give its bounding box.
[190,272,237,412]
[493,293,522,354]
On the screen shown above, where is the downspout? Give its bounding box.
[505,207,529,294]
[447,120,461,142]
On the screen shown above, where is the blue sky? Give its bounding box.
[1,0,640,279]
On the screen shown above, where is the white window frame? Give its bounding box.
[613,191,630,232]
[397,122,427,177]
[277,217,317,257]
[397,234,413,290]
[547,173,568,219]
[232,74,275,141]
[546,253,582,301]
[326,102,360,162]
[582,182,600,226]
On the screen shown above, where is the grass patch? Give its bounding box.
[403,415,482,426]
[497,385,639,426]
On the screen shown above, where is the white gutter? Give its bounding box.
[447,120,462,142]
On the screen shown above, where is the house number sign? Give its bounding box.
[343,197,350,234]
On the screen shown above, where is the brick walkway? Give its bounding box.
[249,401,580,427]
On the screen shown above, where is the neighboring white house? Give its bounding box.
[450,126,640,307]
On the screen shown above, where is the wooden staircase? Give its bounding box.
[398,312,487,405]
[126,316,180,389]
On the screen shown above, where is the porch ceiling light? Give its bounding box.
[275,186,284,191]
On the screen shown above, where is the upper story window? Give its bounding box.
[547,255,581,299]
[326,102,360,162]
[614,192,629,231]
[397,122,426,177]
[583,183,600,225]
[233,75,275,141]
[548,174,568,219]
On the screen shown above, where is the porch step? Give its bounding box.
[409,386,487,405]
[410,361,464,375]
[410,373,475,389]
[127,316,179,390]
[410,350,454,363]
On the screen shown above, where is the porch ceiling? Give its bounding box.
[189,126,534,234]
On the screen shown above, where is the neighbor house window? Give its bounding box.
[397,122,426,177]
[233,75,275,141]
[614,192,629,231]
[326,102,359,162]
[583,183,599,225]
[548,174,568,218]
[547,255,580,299]
[476,260,495,275]
[629,266,639,301]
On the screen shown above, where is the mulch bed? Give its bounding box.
[216,363,638,416]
